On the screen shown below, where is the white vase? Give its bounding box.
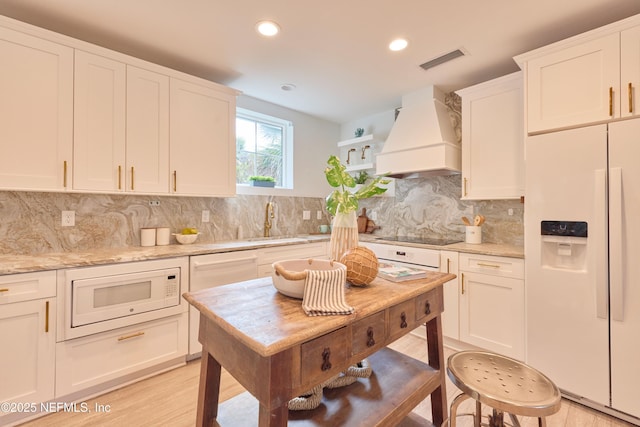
[330,211,359,261]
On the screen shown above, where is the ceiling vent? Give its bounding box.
[419,49,466,71]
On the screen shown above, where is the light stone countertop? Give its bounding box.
[0,233,523,276]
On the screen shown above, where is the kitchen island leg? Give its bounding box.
[196,350,222,427]
[426,315,447,426]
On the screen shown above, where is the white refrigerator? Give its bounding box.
[525,119,640,422]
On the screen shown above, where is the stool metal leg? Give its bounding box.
[538,417,546,427]
[449,393,471,427]
[508,413,522,427]
[475,400,481,427]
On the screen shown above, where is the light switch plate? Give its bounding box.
[316,210,322,220]
[303,210,311,220]
[202,210,210,223]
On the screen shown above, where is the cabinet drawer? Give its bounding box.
[415,287,443,324]
[300,327,349,386]
[459,253,524,279]
[351,311,386,358]
[55,312,187,397]
[388,299,416,340]
[0,271,56,305]
[258,242,327,265]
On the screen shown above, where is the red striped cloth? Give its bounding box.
[302,268,354,316]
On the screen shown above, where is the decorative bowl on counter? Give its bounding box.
[272,259,346,299]
[173,233,200,245]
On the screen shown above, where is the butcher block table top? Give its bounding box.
[184,271,455,427]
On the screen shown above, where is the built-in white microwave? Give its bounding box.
[72,267,180,327]
[57,257,189,341]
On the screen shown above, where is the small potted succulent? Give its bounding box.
[249,175,276,187]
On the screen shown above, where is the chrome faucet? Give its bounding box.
[264,202,275,237]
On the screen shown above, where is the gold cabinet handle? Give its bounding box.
[117,331,145,342]
[477,262,500,269]
[45,301,50,333]
[461,273,465,294]
[463,177,468,197]
[0,288,9,293]
[131,166,135,191]
[629,82,633,113]
[446,258,451,273]
[63,160,68,188]
[118,165,122,190]
[609,87,614,116]
[173,171,177,192]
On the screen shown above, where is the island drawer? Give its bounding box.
[351,311,386,358]
[415,286,443,324]
[300,327,349,386]
[388,299,416,341]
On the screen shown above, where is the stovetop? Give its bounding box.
[376,236,463,246]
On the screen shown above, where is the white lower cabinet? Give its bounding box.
[55,312,188,397]
[439,251,459,340]
[0,271,56,425]
[459,253,525,360]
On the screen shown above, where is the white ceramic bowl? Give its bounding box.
[173,233,200,244]
[271,259,346,299]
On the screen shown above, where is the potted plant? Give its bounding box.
[324,155,390,260]
[249,175,276,187]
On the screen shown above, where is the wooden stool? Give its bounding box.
[447,351,561,427]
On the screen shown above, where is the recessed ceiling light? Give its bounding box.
[389,38,408,51]
[256,20,280,37]
[280,83,296,91]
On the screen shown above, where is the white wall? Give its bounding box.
[236,95,340,198]
[340,109,396,141]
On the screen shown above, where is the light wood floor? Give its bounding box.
[18,334,635,427]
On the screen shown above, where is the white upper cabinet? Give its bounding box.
[516,15,640,134]
[457,72,524,200]
[74,52,171,194]
[0,26,73,191]
[73,51,127,192]
[621,25,640,118]
[170,78,236,196]
[0,16,237,196]
[524,34,620,133]
[125,66,170,193]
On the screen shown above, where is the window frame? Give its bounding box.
[235,107,293,190]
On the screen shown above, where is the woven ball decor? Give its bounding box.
[340,246,379,286]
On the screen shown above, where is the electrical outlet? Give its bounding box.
[370,211,378,221]
[202,210,210,223]
[316,210,322,220]
[61,211,75,227]
[303,210,311,220]
[508,208,514,216]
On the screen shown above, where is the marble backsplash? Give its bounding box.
[0,176,523,256]
[0,191,331,255]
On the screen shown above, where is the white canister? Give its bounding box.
[140,228,156,247]
[465,226,482,244]
[156,227,170,246]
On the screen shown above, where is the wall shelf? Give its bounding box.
[337,133,374,148]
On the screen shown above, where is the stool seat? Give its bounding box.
[447,350,561,424]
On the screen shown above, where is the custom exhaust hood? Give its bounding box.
[376,86,460,179]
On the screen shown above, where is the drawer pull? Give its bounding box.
[117,331,145,342]
[609,87,614,116]
[400,312,408,329]
[366,327,376,347]
[424,301,431,315]
[477,262,500,269]
[321,347,332,371]
[629,82,634,113]
[0,288,9,293]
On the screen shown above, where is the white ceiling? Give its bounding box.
[1,1,640,124]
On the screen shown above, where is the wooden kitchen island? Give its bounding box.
[183,271,454,427]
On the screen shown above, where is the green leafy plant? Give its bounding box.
[248,175,276,182]
[324,155,390,215]
[354,170,370,184]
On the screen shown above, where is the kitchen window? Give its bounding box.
[236,108,293,188]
